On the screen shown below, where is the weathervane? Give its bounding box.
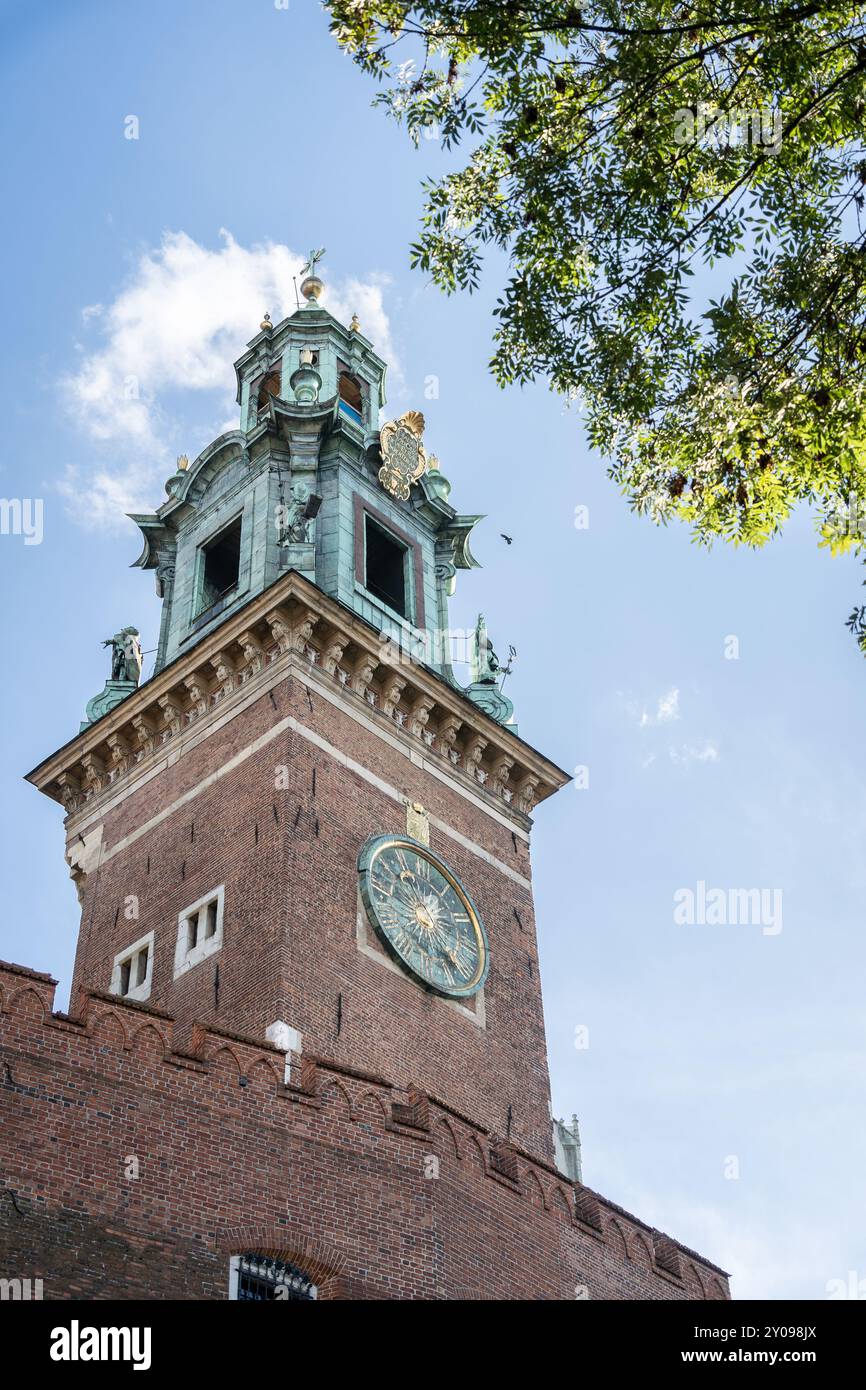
[499,645,517,689]
[300,246,326,279]
[299,247,326,305]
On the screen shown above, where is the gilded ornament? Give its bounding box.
[378,410,428,500]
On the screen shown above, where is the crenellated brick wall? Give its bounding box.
[0,963,730,1301]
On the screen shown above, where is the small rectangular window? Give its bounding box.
[365,516,407,617]
[175,887,225,979]
[111,931,155,1003]
[199,517,242,614]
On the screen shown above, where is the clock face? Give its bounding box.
[358,835,489,998]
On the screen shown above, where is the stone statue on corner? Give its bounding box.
[103,627,143,685]
[81,627,144,731]
[465,614,516,730]
[471,613,502,685]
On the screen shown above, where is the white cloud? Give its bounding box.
[669,741,719,766]
[639,686,681,728]
[59,230,397,528]
[618,687,719,767]
[655,687,680,723]
[627,686,680,728]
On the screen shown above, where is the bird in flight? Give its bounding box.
[500,533,513,545]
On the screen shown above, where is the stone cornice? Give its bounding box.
[25,571,570,825]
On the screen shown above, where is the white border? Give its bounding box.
[174,885,225,979]
[110,929,155,1002]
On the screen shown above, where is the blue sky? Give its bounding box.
[1,0,864,1301]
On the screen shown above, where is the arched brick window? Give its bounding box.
[228,1253,317,1301]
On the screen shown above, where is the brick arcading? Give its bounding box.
[0,969,730,1301]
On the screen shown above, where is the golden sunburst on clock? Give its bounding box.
[358,835,489,998]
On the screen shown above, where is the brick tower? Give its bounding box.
[2,265,730,1301]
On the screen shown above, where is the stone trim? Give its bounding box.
[27,571,569,827]
[67,700,532,889]
[110,929,155,1003]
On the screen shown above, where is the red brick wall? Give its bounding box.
[69,668,551,1161]
[0,966,730,1301]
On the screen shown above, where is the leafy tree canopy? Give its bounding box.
[326,1,866,646]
